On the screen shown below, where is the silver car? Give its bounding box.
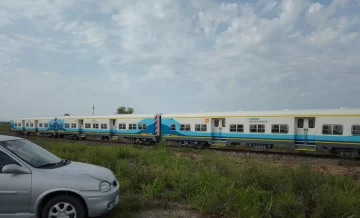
[0,135,120,218]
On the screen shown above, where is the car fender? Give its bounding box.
[33,187,87,214]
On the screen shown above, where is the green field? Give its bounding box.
[22,138,360,217]
[0,122,9,131]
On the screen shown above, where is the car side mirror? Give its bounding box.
[2,164,31,174]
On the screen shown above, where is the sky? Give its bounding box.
[0,0,360,120]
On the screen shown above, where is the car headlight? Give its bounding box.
[99,181,111,192]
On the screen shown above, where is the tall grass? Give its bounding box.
[33,139,360,218]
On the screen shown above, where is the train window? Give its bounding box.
[65,123,70,128]
[138,124,146,130]
[18,123,21,127]
[280,125,288,133]
[258,125,265,133]
[297,119,304,128]
[85,123,91,128]
[250,124,265,133]
[352,125,360,135]
[333,125,343,135]
[170,124,176,131]
[71,123,77,128]
[250,125,257,133]
[101,124,107,129]
[322,125,332,134]
[322,124,343,135]
[129,124,136,130]
[272,125,289,133]
[26,123,29,127]
[180,124,190,131]
[44,123,48,128]
[230,124,243,132]
[222,119,226,127]
[119,124,126,129]
[271,125,280,133]
[214,119,219,127]
[93,123,99,129]
[14,123,17,127]
[195,124,207,132]
[236,125,244,132]
[309,118,315,128]
[30,123,34,127]
[39,123,43,128]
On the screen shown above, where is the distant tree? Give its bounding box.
[116,106,135,114]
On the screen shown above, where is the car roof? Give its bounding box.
[0,135,22,142]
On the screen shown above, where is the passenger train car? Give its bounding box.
[9,108,360,157]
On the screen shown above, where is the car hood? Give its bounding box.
[50,161,116,183]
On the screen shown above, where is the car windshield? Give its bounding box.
[0,139,62,168]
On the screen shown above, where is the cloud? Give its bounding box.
[0,0,360,120]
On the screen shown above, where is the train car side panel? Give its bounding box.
[223,116,295,147]
[161,116,212,143]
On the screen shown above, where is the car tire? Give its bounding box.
[41,194,86,218]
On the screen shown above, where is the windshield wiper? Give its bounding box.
[37,162,59,168]
[37,159,69,168]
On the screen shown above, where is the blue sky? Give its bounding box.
[0,0,360,120]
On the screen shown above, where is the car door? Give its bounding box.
[0,149,32,214]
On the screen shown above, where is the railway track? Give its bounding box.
[208,147,353,160]
[0,130,358,161]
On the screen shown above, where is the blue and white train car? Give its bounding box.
[10,113,162,143]
[77,114,160,142]
[10,117,64,136]
[161,113,213,147]
[161,109,360,154]
[9,119,23,133]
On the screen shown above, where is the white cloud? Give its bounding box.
[0,0,360,119]
[308,2,324,14]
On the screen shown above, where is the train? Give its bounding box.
[9,108,360,157]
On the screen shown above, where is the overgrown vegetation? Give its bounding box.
[31,138,360,218]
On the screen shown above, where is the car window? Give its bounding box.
[0,150,20,173]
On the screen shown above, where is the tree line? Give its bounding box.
[116,106,134,114]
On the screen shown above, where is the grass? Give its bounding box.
[29,138,360,218]
[0,122,9,131]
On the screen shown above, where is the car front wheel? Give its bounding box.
[41,194,86,218]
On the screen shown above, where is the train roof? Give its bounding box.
[161,108,360,118]
[10,108,360,120]
[11,114,156,120]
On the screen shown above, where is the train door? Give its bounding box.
[110,119,116,135]
[295,117,316,144]
[211,118,225,140]
[78,119,84,134]
[21,120,25,132]
[35,120,39,133]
